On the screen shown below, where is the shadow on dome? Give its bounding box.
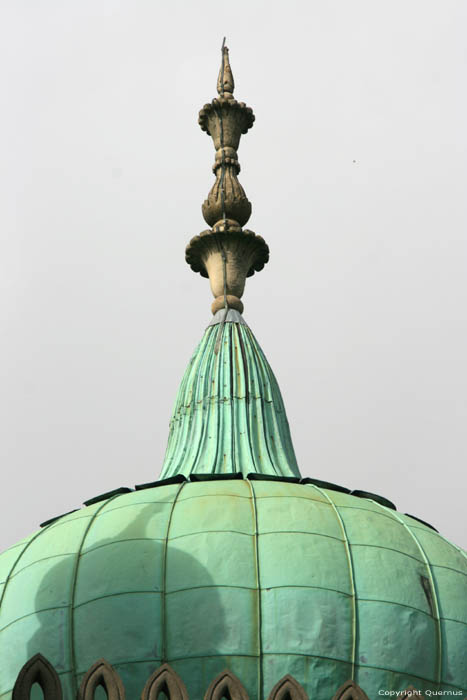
[22,500,234,700]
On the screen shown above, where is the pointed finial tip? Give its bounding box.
[217,40,234,98]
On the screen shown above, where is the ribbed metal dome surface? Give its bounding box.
[4,41,466,700]
[1,318,466,700]
[1,478,466,700]
[161,316,300,480]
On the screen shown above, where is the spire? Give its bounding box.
[160,44,300,481]
[185,42,269,315]
[217,40,234,97]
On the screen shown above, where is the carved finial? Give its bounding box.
[187,43,269,314]
[217,39,235,98]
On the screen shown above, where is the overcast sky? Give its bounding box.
[1,0,466,551]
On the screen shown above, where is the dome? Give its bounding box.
[1,475,467,699]
[1,318,466,700]
[1,44,466,700]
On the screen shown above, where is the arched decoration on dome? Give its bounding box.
[13,654,62,700]
[141,664,188,700]
[78,659,125,700]
[397,687,422,700]
[331,680,369,700]
[203,669,249,700]
[266,674,308,700]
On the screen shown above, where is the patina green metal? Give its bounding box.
[1,311,466,699]
[1,43,467,700]
[1,476,466,700]
[160,317,300,480]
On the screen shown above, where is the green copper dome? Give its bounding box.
[1,44,466,700]
[1,317,466,700]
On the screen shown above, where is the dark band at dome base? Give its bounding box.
[12,655,422,700]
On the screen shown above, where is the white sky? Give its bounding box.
[1,0,466,550]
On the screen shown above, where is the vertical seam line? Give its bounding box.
[211,323,223,473]
[68,494,124,693]
[164,329,211,478]
[247,326,300,477]
[246,479,263,700]
[245,327,279,476]
[161,481,188,662]
[237,324,250,403]
[230,323,237,473]
[238,326,255,476]
[370,502,442,687]
[187,328,219,475]
[307,485,358,680]
[0,524,56,610]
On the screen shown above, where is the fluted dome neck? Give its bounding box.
[160,315,300,480]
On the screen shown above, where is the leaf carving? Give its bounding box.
[204,670,249,700]
[78,659,125,700]
[13,654,62,700]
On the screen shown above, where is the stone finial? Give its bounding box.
[217,43,234,98]
[186,43,269,314]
